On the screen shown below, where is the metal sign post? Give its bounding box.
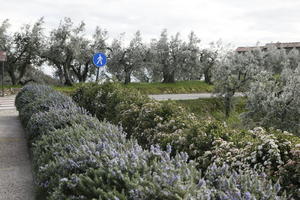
[1,61,3,97]
[92,53,107,82]
[96,67,100,82]
[0,51,7,97]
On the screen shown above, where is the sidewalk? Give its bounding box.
[0,96,34,200]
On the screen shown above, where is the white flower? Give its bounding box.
[258,145,262,150]
[60,178,68,182]
[268,149,274,154]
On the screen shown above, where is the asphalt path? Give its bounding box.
[149,92,244,101]
[0,96,34,200]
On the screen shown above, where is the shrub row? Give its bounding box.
[15,84,287,199]
[73,82,300,199]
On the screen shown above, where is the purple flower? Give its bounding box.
[244,192,251,200]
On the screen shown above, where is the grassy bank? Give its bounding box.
[53,85,78,95]
[4,81,214,95]
[174,97,247,129]
[124,80,213,94]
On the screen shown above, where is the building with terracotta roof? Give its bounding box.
[236,42,300,53]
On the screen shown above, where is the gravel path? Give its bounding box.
[0,96,34,200]
[149,92,244,101]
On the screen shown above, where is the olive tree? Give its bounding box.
[213,51,260,117]
[199,48,217,84]
[133,38,168,82]
[107,31,146,84]
[44,18,76,85]
[286,48,300,70]
[44,18,107,85]
[263,45,287,74]
[150,30,187,83]
[199,41,225,84]
[0,18,45,85]
[177,31,202,81]
[71,27,108,82]
[243,66,300,135]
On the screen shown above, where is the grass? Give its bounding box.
[2,85,22,89]
[0,85,22,96]
[123,80,214,94]
[174,97,247,129]
[53,85,78,95]
[4,81,214,95]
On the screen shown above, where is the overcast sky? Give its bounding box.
[1,0,300,48]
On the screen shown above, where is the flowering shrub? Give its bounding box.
[73,83,207,149]
[19,90,77,126]
[73,83,300,198]
[72,82,150,125]
[32,124,124,195]
[35,125,285,200]
[15,84,287,199]
[118,100,195,147]
[278,144,300,199]
[201,127,300,199]
[204,163,285,200]
[26,107,96,143]
[15,84,53,111]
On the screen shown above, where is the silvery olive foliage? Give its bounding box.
[148,30,203,83]
[16,84,287,199]
[0,18,45,85]
[44,17,108,85]
[212,51,261,117]
[262,46,288,74]
[243,66,300,136]
[235,46,300,75]
[2,18,227,84]
[107,31,146,84]
[261,45,300,74]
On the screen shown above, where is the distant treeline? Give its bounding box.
[0,17,299,87]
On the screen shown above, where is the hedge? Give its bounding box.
[73,82,300,199]
[15,84,287,199]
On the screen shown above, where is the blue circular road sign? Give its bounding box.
[93,53,107,67]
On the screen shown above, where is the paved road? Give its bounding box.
[149,92,244,101]
[0,96,34,200]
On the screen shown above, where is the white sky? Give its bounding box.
[1,0,300,48]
